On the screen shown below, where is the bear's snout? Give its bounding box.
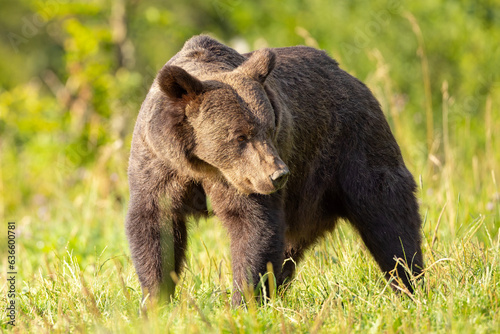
[270,167,289,190]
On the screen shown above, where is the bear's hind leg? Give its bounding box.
[341,165,424,293]
[354,215,423,293]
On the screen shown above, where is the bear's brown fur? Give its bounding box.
[126,35,423,305]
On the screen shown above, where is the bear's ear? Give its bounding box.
[157,65,203,100]
[237,48,276,84]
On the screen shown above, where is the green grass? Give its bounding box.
[3,211,500,333]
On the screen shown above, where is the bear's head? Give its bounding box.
[154,48,289,195]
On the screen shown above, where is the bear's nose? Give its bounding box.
[270,167,290,190]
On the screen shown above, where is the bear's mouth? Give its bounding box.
[234,177,273,196]
[226,174,278,196]
[250,178,280,195]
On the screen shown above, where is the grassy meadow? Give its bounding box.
[1,0,499,333]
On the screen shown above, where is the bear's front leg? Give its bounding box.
[207,183,286,306]
[126,154,200,304]
[126,192,186,303]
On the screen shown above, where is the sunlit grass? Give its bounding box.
[3,202,499,333]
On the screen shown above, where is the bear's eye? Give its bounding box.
[236,135,247,143]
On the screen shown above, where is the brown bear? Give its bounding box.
[126,35,423,305]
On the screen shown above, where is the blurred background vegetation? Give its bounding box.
[1,0,499,292]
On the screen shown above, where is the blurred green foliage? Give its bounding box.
[0,0,499,238]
